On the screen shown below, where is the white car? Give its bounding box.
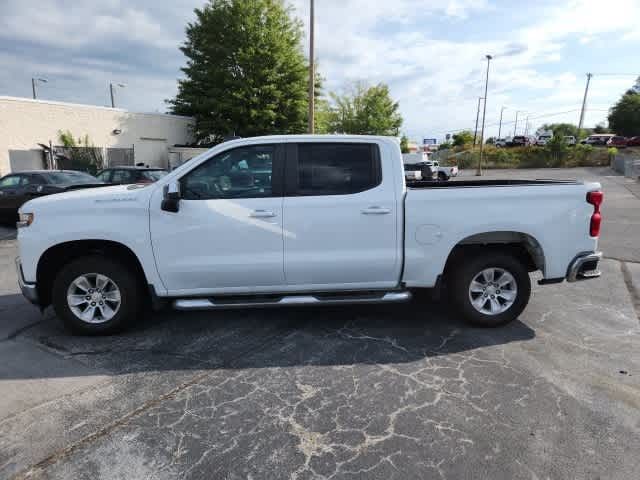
[494,138,509,148]
[16,135,603,334]
[536,135,552,146]
[564,136,577,146]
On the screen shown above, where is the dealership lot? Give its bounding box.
[1,167,639,479]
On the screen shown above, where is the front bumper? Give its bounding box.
[15,257,39,305]
[566,251,602,282]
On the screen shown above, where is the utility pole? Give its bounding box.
[513,110,520,136]
[308,0,315,134]
[524,115,529,136]
[477,55,492,176]
[31,78,47,99]
[109,82,126,108]
[578,73,592,131]
[498,106,506,139]
[473,97,483,145]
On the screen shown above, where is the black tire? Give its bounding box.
[52,256,141,335]
[438,172,449,181]
[449,251,531,327]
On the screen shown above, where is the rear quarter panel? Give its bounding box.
[403,182,601,287]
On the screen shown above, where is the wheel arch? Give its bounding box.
[36,239,149,307]
[442,231,545,280]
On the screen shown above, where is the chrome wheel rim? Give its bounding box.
[468,267,517,316]
[66,273,122,324]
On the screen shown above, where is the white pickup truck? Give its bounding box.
[15,135,603,335]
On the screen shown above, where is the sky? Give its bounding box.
[1,0,639,142]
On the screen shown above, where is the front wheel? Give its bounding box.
[438,172,449,181]
[52,256,142,335]
[449,252,531,327]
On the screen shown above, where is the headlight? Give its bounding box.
[17,212,34,228]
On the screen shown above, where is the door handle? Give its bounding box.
[249,209,276,218]
[361,206,391,215]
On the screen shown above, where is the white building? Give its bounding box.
[0,96,195,175]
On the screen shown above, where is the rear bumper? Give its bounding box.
[566,251,602,282]
[15,257,39,305]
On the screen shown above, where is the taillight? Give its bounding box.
[587,190,603,237]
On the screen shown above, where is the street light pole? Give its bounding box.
[31,78,47,99]
[578,73,592,131]
[498,106,506,139]
[308,0,315,134]
[513,110,520,136]
[476,55,492,176]
[109,82,126,108]
[473,96,483,146]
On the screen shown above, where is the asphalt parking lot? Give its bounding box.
[1,167,639,479]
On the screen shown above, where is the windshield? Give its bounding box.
[44,171,101,185]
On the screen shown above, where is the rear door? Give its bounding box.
[282,142,399,290]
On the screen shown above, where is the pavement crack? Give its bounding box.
[620,261,640,321]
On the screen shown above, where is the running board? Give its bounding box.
[172,291,412,311]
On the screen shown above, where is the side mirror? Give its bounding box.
[161,181,181,213]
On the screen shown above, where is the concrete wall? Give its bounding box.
[0,96,194,175]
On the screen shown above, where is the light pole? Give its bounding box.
[498,106,507,139]
[476,54,492,176]
[524,115,530,136]
[308,0,315,134]
[473,96,484,146]
[578,73,592,131]
[31,78,47,99]
[109,82,126,108]
[513,110,522,136]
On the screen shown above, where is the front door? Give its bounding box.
[150,144,285,295]
[0,174,26,220]
[282,142,400,290]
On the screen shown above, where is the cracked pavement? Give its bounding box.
[1,167,639,479]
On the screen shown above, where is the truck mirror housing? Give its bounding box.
[162,181,181,213]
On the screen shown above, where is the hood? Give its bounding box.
[20,183,156,213]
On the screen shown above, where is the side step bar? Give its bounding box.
[173,291,412,311]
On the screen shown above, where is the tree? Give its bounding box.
[451,130,473,147]
[56,130,103,174]
[169,0,310,142]
[485,137,495,145]
[400,135,410,153]
[324,82,403,135]
[593,123,610,134]
[608,88,640,137]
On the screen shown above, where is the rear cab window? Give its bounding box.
[289,143,381,196]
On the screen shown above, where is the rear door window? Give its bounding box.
[292,143,381,196]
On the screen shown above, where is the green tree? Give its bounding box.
[57,130,103,174]
[452,130,473,147]
[592,123,610,134]
[325,82,403,135]
[400,135,410,153]
[169,0,310,142]
[608,86,640,136]
[485,137,495,145]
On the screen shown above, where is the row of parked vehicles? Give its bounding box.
[494,133,640,148]
[0,166,167,223]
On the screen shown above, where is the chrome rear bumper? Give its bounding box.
[566,251,602,282]
[15,257,39,305]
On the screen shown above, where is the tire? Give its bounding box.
[449,251,531,327]
[438,172,449,181]
[52,256,141,335]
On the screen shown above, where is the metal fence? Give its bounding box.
[106,147,135,167]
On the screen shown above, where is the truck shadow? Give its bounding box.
[1,294,536,380]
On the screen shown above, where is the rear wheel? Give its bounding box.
[52,256,141,335]
[449,251,531,327]
[438,171,449,181]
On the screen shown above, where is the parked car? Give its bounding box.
[581,134,615,146]
[0,170,103,224]
[607,136,628,148]
[16,135,604,335]
[510,135,532,147]
[627,136,640,147]
[563,136,577,146]
[536,134,552,146]
[494,138,509,148]
[431,160,459,181]
[95,166,168,185]
[402,153,438,181]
